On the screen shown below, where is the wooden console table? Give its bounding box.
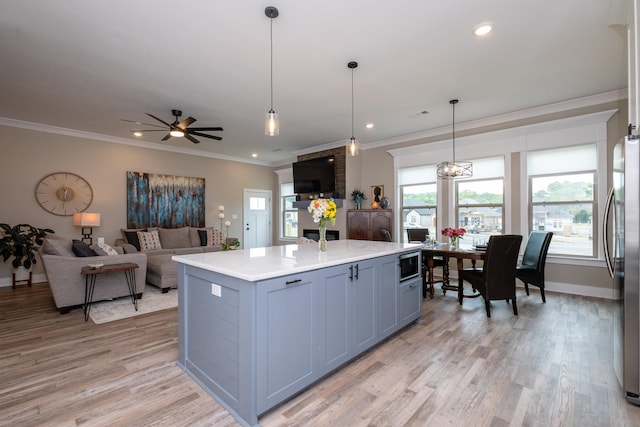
[81,262,139,321]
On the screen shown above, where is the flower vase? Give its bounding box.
[450,236,459,249]
[319,223,327,251]
[354,196,362,210]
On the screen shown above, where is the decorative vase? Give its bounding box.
[319,223,327,252]
[354,196,362,209]
[450,236,459,248]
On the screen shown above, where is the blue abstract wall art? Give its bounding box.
[126,171,205,228]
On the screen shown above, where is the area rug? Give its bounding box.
[89,286,177,324]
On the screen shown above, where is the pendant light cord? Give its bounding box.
[270,17,274,111]
[451,99,457,163]
[351,67,354,138]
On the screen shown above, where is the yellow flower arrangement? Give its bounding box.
[307,198,337,227]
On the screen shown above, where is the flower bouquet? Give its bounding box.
[308,198,337,251]
[441,227,466,247]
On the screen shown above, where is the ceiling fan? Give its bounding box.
[124,109,223,144]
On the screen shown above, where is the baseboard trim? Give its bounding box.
[443,272,617,300]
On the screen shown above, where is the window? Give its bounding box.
[280,183,298,239]
[455,157,505,242]
[399,165,437,242]
[528,144,596,257]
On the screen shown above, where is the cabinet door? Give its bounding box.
[317,265,351,376]
[378,255,399,340]
[399,276,422,325]
[347,211,370,240]
[256,273,317,412]
[351,259,378,354]
[370,211,392,241]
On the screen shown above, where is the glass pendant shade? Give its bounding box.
[265,110,279,136]
[437,99,472,179]
[348,137,359,156]
[170,129,185,137]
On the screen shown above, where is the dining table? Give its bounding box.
[421,243,486,303]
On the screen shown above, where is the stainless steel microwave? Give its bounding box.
[399,251,420,282]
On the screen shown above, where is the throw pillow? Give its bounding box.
[72,240,97,257]
[206,229,225,246]
[90,242,119,256]
[42,235,75,257]
[121,228,146,251]
[198,229,207,246]
[137,230,162,251]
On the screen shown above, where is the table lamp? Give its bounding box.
[73,212,100,244]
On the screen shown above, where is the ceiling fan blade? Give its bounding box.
[185,134,201,144]
[177,116,196,130]
[146,113,173,128]
[121,119,165,128]
[190,131,222,141]
[161,133,172,141]
[188,126,224,131]
[130,129,167,133]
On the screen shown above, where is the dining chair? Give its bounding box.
[381,229,392,242]
[459,234,522,317]
[407,228,449,299]
[516,231,553,303]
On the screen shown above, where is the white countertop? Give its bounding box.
[172,240,422,282]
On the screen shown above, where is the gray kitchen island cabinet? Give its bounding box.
[174,240,422,427]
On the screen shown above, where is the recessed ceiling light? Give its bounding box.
[252,153,258,158]
[365,123,374,129]
[133,132,142,137]
[473,22,493,36]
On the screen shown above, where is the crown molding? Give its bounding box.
[0,117,273,167]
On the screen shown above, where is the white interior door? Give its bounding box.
[243,189,272,249]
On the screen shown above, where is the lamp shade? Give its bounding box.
[73,212,101,227]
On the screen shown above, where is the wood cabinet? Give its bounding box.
[347,209,393,241]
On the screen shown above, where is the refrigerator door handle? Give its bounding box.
[603,186,614,278]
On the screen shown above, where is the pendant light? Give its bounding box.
[347,61,359,156]
[265,6,279,136]
[437,99,472,179]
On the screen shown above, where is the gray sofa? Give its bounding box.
[116,226,232,292]
[41,235,147,314]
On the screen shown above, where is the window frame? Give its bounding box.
[455,177,505,237]
[528,169,597,258]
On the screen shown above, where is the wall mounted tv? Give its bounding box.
[293,155,337,196]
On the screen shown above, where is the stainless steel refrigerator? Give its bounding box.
[605,134,640,405]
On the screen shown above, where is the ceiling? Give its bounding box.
[0,1,629,166]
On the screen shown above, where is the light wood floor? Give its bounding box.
[2,283,640,427]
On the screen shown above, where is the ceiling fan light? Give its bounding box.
[170,129,185,137]
[265,110,279,136]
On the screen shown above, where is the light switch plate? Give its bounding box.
[98,237,105,244]
[211,283,222,297]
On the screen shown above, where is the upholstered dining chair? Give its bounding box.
[459,234,522,318]
[516,231,553,303]
[407,228,449,299]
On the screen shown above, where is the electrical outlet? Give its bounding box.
[98,237,105,244]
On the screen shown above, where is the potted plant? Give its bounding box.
[350,188,366,209]
[222,238,240,251]
[0,223,54,270]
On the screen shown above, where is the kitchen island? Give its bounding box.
[173,239,422,427]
